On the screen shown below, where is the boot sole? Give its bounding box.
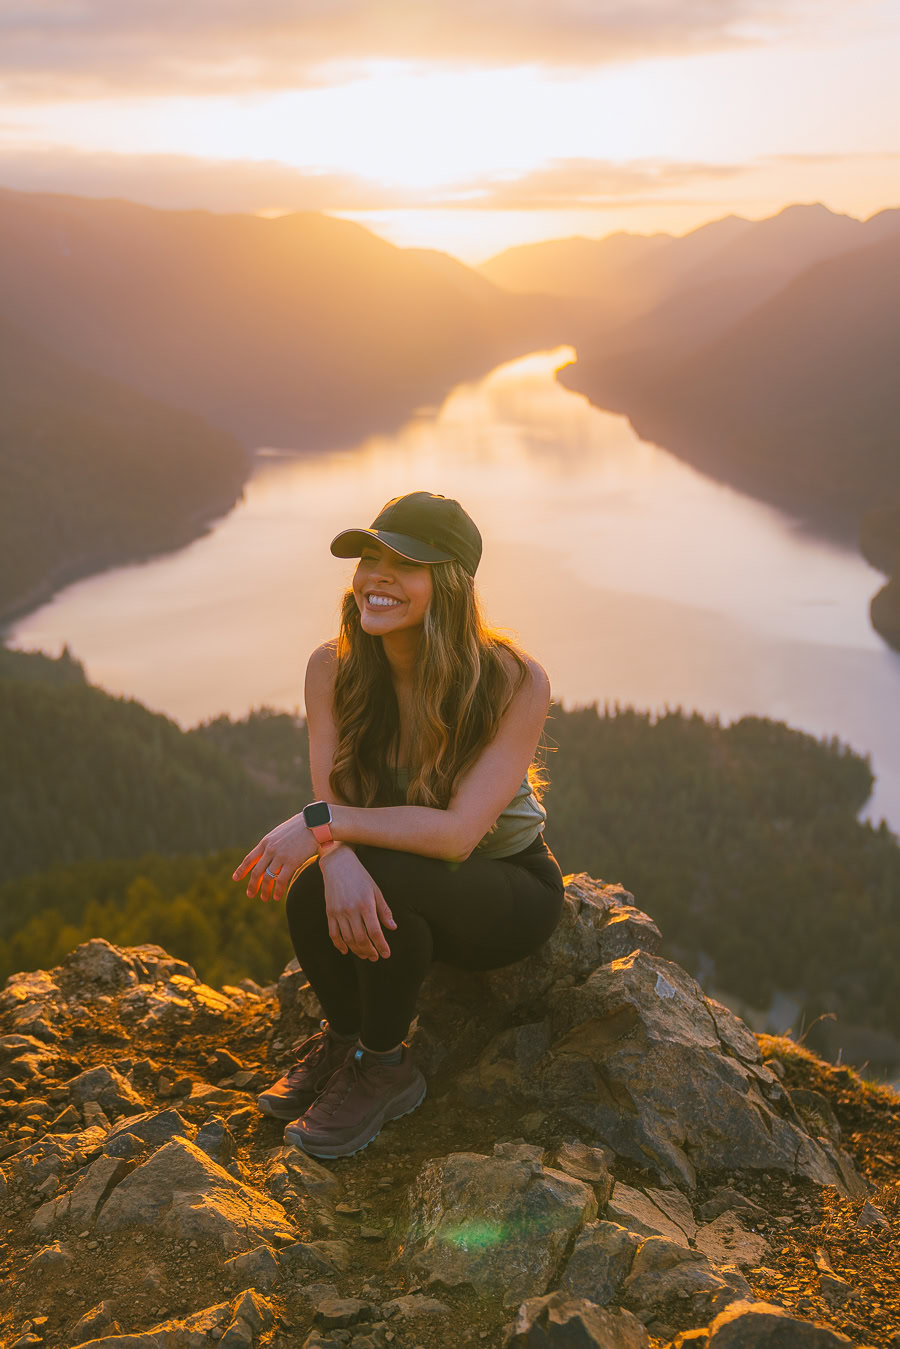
[284,1077,427,1159]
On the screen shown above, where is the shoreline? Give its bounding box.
[0,483,247,641]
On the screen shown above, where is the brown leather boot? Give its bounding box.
[284,1044,426,1157]
[256,1020,358,1121]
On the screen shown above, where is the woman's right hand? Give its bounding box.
[319,846,396,961]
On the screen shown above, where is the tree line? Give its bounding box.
[2,644,898,1047]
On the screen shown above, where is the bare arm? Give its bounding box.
[306,642,551,862]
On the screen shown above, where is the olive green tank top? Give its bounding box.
[390,764,547,860]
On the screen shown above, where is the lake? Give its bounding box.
[10,346,900,835]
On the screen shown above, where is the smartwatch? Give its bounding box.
[302,800,339,856]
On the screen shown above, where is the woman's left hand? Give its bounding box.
[232,813,319,903]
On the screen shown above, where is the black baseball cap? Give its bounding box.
[330,491,483,577]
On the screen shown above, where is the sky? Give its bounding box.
[1,0,898,261]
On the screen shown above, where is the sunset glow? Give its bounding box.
[1,1,898,257]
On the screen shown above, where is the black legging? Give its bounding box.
[284,833,566,1051]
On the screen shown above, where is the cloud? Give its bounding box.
[0,142,409,212]
[2,142,894,217]
[0,142,772,214]
[0,0,864,101]
[456,158,750,210]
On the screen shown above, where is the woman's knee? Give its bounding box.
[284,859,325,926]
[354,844,436,896]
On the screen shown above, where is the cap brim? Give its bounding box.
[329,528,454,564]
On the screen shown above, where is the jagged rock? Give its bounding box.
[266,1145,340,1205]
[696,1188,768,1224]
[224,1244,281,1288]
[0,970,61,1013]
[227,1289,275,1334]
[279,1238,351,1276]
[193,1116,237,1169]
[63,941,139,989]
[68,1290,274,1349]
[185,1084,247,1112]
[11,1125,109,1190]
[693,1211,769,1268]
[621,1236,753,1322]
[66,1067,145,1118]
[127,946,197,984]
[83,1100,111,1131]
[551,1141,614,1202]
[26,1239,74,1270]
[31,1154,134,1231]
[606,1183,693,1247]
[72,1297,233,1347]
[458,1022,554,1107]
[494,1140,546,1164]
[4,1048,58,1082]
[277,960,323,1022]
[703,1298,856,1345]
[0,1034,53,1061]
[69,1300,120,1343]
[559,1220,641,1304]
[95,1136,295,1251]
[104,1111,195,1157]
[855,1200,889,1229]
[397,1151,597,1306]
[462,948,867,1195]
[504,1290,650,1347]
[315,1297,373,1329]
[595,907,662,964]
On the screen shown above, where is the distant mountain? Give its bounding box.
[560,227,900,524]
[559,226,900,650]
[0,188,586,451]
[481,203,900,364]
[0,314,249,625]
[477,229,675,308]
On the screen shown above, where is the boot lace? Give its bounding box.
[284,1019,332,1086]
[310,1046,367,1117]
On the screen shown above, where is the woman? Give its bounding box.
[232,490,566,1159]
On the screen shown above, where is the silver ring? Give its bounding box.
[265,865,277,878]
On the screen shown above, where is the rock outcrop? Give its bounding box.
[0,877,892,1349]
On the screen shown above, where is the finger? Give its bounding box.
[346,914,378,961]
[328,915,349,955]
[366,922,391,960]
[374,889,396,931]
[232,844,264,883]
[261,863,281,903]
[272,867,291,903]
[338,915,360,957]
[364,906,391,959]
[247,853,276,898]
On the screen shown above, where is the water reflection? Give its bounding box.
[9,347,900,832]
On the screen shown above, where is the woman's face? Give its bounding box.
[353,539,434,633]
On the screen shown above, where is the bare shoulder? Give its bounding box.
[498,646,550,705]
[306,640,339,693]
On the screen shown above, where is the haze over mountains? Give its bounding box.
[0,188,588,450]
[2,188,899,648]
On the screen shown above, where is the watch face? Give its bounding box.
[304,800,332,828]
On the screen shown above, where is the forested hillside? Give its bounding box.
[2,645,899,1059]
[0,314,249,624]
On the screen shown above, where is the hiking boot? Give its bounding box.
[284,1044,426,1158]
[256,1020,358,1121]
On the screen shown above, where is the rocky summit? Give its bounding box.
[0,874,897,1348]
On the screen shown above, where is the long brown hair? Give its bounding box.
[329,556,550,810]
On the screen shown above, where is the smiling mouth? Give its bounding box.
[365,595,405,610]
